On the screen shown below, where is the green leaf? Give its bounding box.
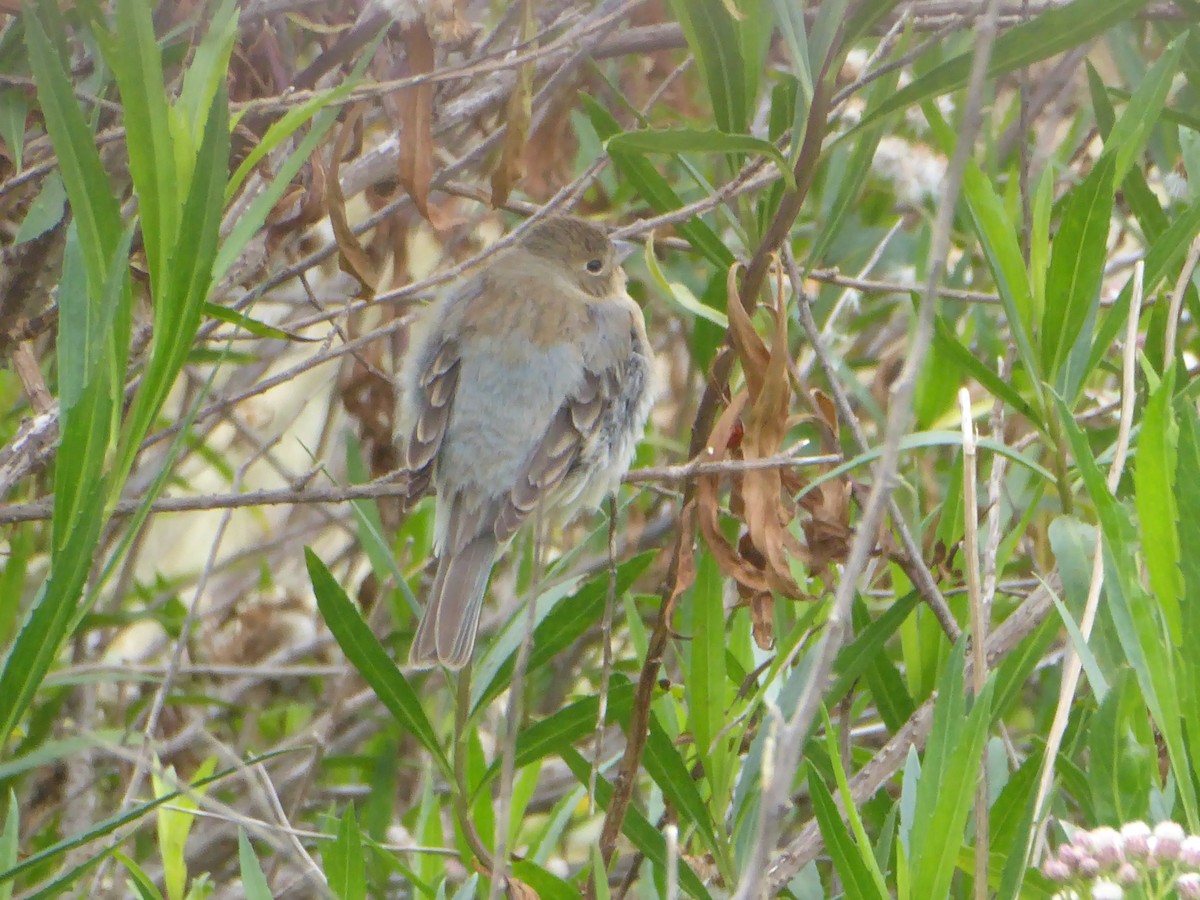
[668,0,765,136]
[153,756,217,900]
[831,593,920,701]
[326,806,367,900]
[807,761,889,900]
[237,831,273,900]
[1176,405,1200,786]
[808,64,900,266]
[509,860,579,900]
[305,548,452,779]
[225,65,366,201]
[12,170,66,244]
[1056,395,1199,829]
[0,224,131,747]
[961,163,1040,390]
[22,0,122,290]
[103,0,176,287]
[112,82,231,494]
[1047,517,1112,699]
[1040,153,1116,387]
[0,792,16,900]
[909,639,995,900]
[112,852,166,900]
[215,102,340,282]
[1087,63,1169,242]
[175,0,239,141]
[823,706,891,895]
[581,94,734,269]
[1088,670,1154,826]
[685,550,730,815]
[932,315,1043,429]
[769,0,813,107]
[607,128,794,188]
[848,596,916,732]
[471,552,653,711]
[643,234,728,328]
[861,0,1151,128]
[202,302,318,342]
[644,708,721,860]
[1100,35,1186,183]
[481,681,635,785]
[1135,367,1182,643]
[0,88,27,173]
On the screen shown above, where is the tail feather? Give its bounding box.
[409,534,497,670]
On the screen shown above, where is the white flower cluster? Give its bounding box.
[1042,821,1200,899]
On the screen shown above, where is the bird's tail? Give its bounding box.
[409,534,497,670]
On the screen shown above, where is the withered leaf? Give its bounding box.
[749,590,774,650]
[398,20,439,224]
[327,103,378,293]
[505,877,539,900]
[697,393,774,594]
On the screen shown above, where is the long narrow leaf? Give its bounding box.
[306,548,452,779]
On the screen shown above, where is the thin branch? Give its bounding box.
[0,452,843,525]
[960,388,989,900]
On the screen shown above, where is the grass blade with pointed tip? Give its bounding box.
[306,548,452,780]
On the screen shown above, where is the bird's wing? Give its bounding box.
[400,337,460,503]
[493,366,620,543]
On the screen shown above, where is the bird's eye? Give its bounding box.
[585,258,604,274]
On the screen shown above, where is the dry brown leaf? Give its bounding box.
[799,480,853,575]
[812,388,838,437]
[728,262,805,597]
[725,263,770,401]
[505,877,539,900]
[327,103,378,293]
[697,393,773,594]
[749,590,774,650]
[490,0,534,207]
[398,21,439,225]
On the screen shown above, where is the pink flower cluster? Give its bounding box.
[1042,822,1200,899]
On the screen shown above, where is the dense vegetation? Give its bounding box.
[2,1,1199,897]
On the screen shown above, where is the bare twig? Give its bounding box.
[960,388,989,899]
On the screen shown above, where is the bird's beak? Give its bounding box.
[613,240,637,265]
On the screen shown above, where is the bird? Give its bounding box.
[395,215,656,670]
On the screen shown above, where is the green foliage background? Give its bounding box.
[1,0,1199,897]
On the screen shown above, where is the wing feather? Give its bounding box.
[494,367,616,543]
[400,338,460,505]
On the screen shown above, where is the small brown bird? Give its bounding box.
[396,216,655,670]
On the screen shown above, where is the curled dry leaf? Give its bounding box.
[797,388,853,575]
[697,264,856,645]
[697,392,773,595]
[327,103,378,293]
[504,877,539,900]
[749,590,774,650]
[397,20,440,225]
[699,265,805,600]
[265,158,327,256]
